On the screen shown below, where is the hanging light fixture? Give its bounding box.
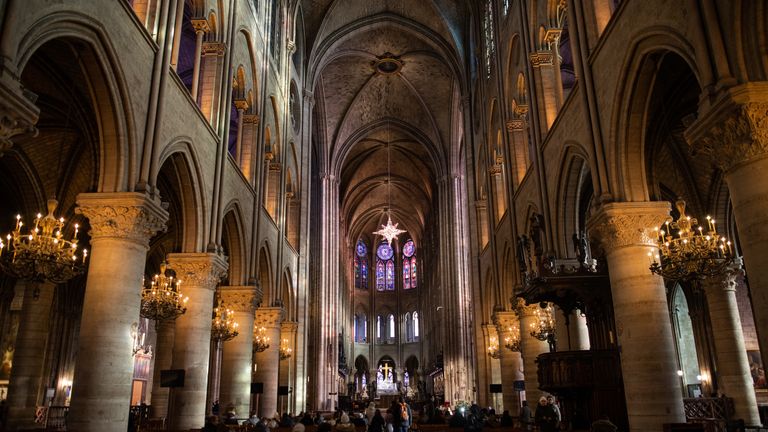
[648,199,734,281]
[211,294,239,342]
[279,338,293,360]
[504,324,521,352]
[0,199,87,283]
[487,336,501,359]
[253,326,271,352]
[373,122,406,245]
[140,262,189,324]
[529,303,555,341]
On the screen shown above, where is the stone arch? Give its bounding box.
[554,144,593,256]
[221,203,246,286]
[280,269,296,320]
[611,29,702,202]
[257,243,274,307]
[14,15,136,192]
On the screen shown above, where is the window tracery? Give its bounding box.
[376,242,395,291]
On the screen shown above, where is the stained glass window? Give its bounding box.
[403,240,417,289]
[355,240,368,289]
[484,0,496,78]
[388,314,395,339]
[377,243,395,291]
[414,311,419,339]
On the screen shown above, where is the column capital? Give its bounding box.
[219,286,260,313]
[242,114,260,125]
[529,51,554,67]
[190,18,210,33]
[255,306,285,327]
[685,84,768,172]
[202,42,226,56]
[233,99,249,111]
[701,259,744,294]
[492,310,518,331]
[586,201,671,254]
[0,66,39,155]
[166,252,228,289]
[513,298,540,318]
[75,192,168,247]
[506,119,525,131]
[281,320,299,333]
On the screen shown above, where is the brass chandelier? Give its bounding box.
[0,199,87,283]
[648,200,733,281]
[253,326,271,352]
[504,324,521,352]
[279,338,293,360]
[140,262,189,323]
[487,336,501,359]
[211,295,239,342]
[530,303,555,341]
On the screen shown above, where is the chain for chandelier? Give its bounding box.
[373,119,406,245]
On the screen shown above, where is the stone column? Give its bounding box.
[587,201,684,431]
[529,51,559,131]
[189,18,210,101]
[68,192,168,432]
[701,262,760,425]
[219,286,259,419]
[515,299,549,405]
[150,322,175,419]
[493,311,524,413]
[5,281,55,430]
[279,321,298,415]
[233,101,248,164]
[166,252,228,430]
[554,308,590,351]
[685,88,768,381]
[253,307,284,417]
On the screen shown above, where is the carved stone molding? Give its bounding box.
[286,40,296,54]
[242,114,260,125]
[513,298,541,318]
[701,259,744,295]
[529,51,554,67]
[686,97,768,172]
[190,18,210,33]
[202,42,226,56]
[233,99,249,111]
[543,28,562,46]
[492,311,518,333]
[506,119,525,131]
[220,286,259,312]
[0,69,40,155]
[488,164,502,175]
[269,162,282,172]
[166,252,228,290]
[255,307,285,327]
[281,321,298,334]
[586,202,671,255]
[75,192,169,247]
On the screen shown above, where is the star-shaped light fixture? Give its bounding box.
[374,215,406,246]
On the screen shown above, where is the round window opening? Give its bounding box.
[374,54,403,75]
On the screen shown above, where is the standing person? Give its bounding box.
[534,396,558,432]
[547,395,561,429]
[369,409,386,432]
[519,401,532,430]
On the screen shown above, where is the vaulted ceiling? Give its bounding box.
[305,0,472,244]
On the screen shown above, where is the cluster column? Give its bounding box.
[587,201,684,431]
[166,252,228,430]
[701,262,760,425]
[149,321,175,419]
[253,307,285,417]
[515,299,549,405]
[493,311,524,413]
[219,286,260,418]
[68,192,169,432]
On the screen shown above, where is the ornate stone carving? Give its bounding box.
[166,252,228,289]
[506,119,525,131]
[529,51,554,67]
[0,71,40,156]
[75,192,168,247]
[269,162,282,172]
[255,307,285,327]
[701,259,744,295]
[543,28,562,47]
[488,164,502,175]
[242,114,260,125]
[233,99,249,111]
[513,298,540,318]
[281,321,298,334]
[0,114,37,155]
[202,42,226,56]
[586,202,671,254]
[492,311,518,333]
[686,101,768,172]
[190,18,210,33]
[286,40,296,54]
[220,286,259,312]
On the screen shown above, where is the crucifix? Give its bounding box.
[381,362,393,381]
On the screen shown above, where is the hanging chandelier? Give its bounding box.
[373,123,406,246]
[211,296,239,342]
[648,200,734,281]
[140,262,189,323]
[0,199,87,283]
[487,336,501,359]
[253,326,271,352]
[279,338,293,360]
[530,303,555,341]
[504,325,521,352]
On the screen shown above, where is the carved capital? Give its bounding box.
[0,68,40,155]
[242,114,260,125]
[75,192,168,247]
[190,18,210,33]
[220,286,259,312]
[255,306,285,327]
[166,252,228,289]
[586,202,671,255]
[234,99,249,111]
[281,320,299,334]
[686,86,768,172]
[529,51,554,67]
[506,119,525,131]
[513,298,541,318]
[544,28,562,46]
[701,258,743,295]
[286,40,296,54]
[269,162,282,172]
[202,42,226,56]
[492,311,518,333]
[488,164,502,175]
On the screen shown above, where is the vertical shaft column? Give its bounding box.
[587,202,684,431]
[253,307,284,417]
[150,322,175,419]
[515,299,549,405]
[5,280,55,430]
[219,286,259,419]
[166,252,228,430]
[279,321,298,415]
[69,192,168,432]
[702,262,760,425]
[189,18,210,101]
[494,311,524,413]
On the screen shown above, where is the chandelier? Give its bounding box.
[0,199,87,283]
[279,338,293,360]
[487,336,501,359]
[373,122,406,246]
[649,200,734,281]
[504,325,521,352]
[130,321,152,356]
[211,296,239,342]
[140,262,189,323]
[253,326,271,352]
[530,303,555,341]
